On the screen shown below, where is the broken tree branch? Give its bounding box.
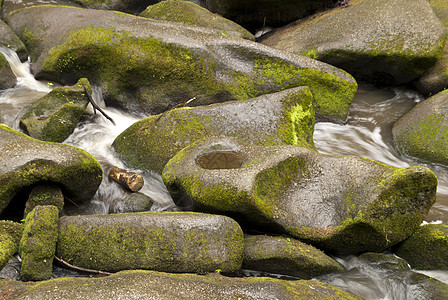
[83,86,116,125]
[137,97,196,136]
[54,256,112,276]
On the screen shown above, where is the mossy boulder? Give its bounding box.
[0,19,27,61]
[392,89,448,165]
[415,0,448,95]
[0,221,23,270]
[24,184,64,217]
[8,5,357,121]
[72,0,158,15]
[0,124,102,214]
[139,0,254,41]
[113,86,315,173]
[57,211,244,273]
[261,0,447,85]
[0,52,15,90]
[19,205,59,281]
[243,234,344,279]
[163,136,437,255]
[19,78,91,143]
[395,224,448,270]
[415,42,448,95]
[0,270,362,299]
[203,0,340,31]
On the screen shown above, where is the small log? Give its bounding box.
[108,167,144,192]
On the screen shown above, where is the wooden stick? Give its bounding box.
[83,86,116,125]
[137,97,196,135]
[54,256,112,276]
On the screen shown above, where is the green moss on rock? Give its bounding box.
[243,234,344,279]
[24,184,64,217]
[139,0,254,41]
[0,124,103,213]
[164,137,437,255]
[19,78,92,142]
[19,205,59,281]
[393,89,448,165]
[114,87,315,173]
[0,269,362,299]
[0,221,24,270]
[8,6,356,121]
[57,211,244,273]
[395,224,448,270]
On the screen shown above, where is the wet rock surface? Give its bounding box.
[113,87,315,173]
[261,0,447,85]
[0,270,362,299]
[7,5,356,121]
[0,124,102,214]
[57,211,244,273]
[163,136,437,255]
[19,205,58,281]
[393,89,448,166]
[19,78,91,143]
[139,0,255,40]
[243,234,344,279]
[395,224,448,270]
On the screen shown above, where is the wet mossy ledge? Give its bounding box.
[0,124,102,214]
[19,205,59,281]
[139,0,255,41]
[56,211,244,273]
[392,89,448,166]
[8,5,357,121]
[0,270,362,299]
[243,234,344,279]
[395,224,448,270]
[19,78,92,143]
[0,52,16,90]
[260,0,448,85]
[113,87,315,174]
[0,221,23,270]
[162,137,437,255]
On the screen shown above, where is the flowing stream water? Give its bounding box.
[1,47,448,299]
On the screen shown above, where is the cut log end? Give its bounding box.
[108,167,144,192]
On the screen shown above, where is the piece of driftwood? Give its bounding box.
[83,86,116,125]
[54,256,112,276]
[108,167,144,192]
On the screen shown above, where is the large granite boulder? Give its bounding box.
[0,51,15,90]
[19,205,59,281]
[57,211,244,273]
[395,224,448,270]
[73,0,158,15]
[392,89,448,165]
[0,221,23,270]
[260,0,447,85]
[8,5,357,121]
[203,0,340,31]
[0,20,27,61]
[139,0,254,41]
[0,270,362,299]
[113,87,315,174]
[415,0,448,95]
[163,137,437,255]
[0,124,102,214]
[243,234,344,279]
[19,78,91,143]
[24,184,65,217]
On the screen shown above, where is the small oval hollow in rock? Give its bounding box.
[196,151,244,169]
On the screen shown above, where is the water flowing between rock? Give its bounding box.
[2,46,448,299]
